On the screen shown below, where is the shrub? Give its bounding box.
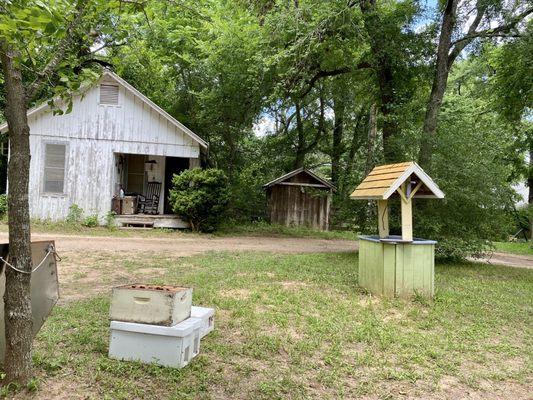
[66,204,84,225]
[105,211,117,229]
[169,168,229,232]
[82,214,99,227]
[0,194,7,218]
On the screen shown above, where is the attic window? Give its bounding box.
[99,84,119,105]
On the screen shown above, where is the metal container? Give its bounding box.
[109,317,202,368]
[0,241,60,362]
[110,284,192,326]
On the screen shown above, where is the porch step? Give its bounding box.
[115,214,190,229]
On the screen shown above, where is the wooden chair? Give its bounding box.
[137,182,162,215]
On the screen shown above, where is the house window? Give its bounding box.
[99,84,119,105]
[43,144,66,194]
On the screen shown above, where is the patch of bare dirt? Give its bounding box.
[470,252,533,269]
[0,232,356,258]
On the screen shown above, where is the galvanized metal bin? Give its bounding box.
[110,284,192,326]
[0,241,60,362]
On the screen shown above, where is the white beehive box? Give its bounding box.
[110,284,192,326]
[109,317,202,368]
[191,306,215,338]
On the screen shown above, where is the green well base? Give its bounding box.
[358,235,435,298]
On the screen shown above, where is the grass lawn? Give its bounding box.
[493,241,533,256]
[4,251,531,399]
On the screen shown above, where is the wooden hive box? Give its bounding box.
[110,284,192,326]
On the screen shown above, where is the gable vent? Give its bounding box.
[99,84,119,105]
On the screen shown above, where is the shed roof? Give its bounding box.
[263,168,336,190]
[350,161,444,200]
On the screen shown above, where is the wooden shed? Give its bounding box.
[263,168,335,231]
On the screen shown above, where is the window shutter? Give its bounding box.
[44,144,66,193]
[99,84,119,105]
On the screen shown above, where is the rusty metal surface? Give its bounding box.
[0,241,60,362]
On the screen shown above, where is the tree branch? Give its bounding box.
[299,62,371,98]
[25,2,88,104]
[449,6,533,65]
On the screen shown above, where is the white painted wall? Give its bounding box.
[25,75,202,221]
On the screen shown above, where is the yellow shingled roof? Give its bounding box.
[350,161,444,200]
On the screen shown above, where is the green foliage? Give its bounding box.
[488,23,533,122]
[169,168,229,232]
[413,74,518,258]
[0,194,7,218]
[494,241,533,256]
[66,204,84,225]
[105,211,117,229]
[82,215,99,228]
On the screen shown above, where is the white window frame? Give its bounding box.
[98,83,121,107]
[41,141,68,196]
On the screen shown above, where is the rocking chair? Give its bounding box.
[137,182,162,215]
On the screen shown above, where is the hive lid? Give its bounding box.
[110,317,202,337]
[350,161,444,200]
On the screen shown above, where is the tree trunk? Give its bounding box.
[360,0,399,163]
[331,96,345,187]
[527,145,533,244]
[343,107,366,190]
[0,42,34,384]
[365,104,377,174]
[418,0,458,167]
[293,102,306,169]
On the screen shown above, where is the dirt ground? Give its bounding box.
[0,232,358,303]
[0,231,531,302]
[474,252,533,269]
[1,232,529,268]
[0,232,357,257]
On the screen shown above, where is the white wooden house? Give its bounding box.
[0,70,207,227]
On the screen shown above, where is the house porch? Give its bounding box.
[115,214,189,229]
[113,152,198,228]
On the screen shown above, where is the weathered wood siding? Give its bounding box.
[26,76,201,221]
[266,185,331,231]
[358,238,435,298]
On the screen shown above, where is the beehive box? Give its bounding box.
[110,284,192,326]
[191,306,215,338]
[109,317,202,368]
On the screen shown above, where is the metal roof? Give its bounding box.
[263,167,336,190]
[350,161,444,200]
